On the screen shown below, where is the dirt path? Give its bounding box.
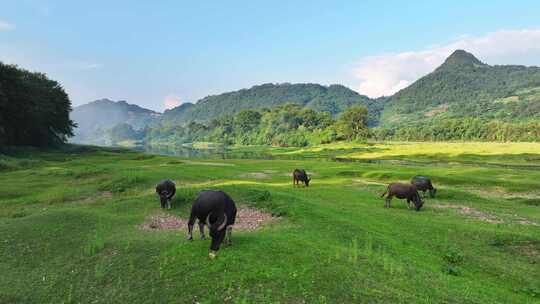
[139,206,276,231]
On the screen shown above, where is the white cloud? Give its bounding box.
[163,94,183,110]
[0,20,15,31]
[351,29,540,97]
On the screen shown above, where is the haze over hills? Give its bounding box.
[71,99,160,145]
[71,50,540,145]
[71,84,383,144]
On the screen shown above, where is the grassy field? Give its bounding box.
[1,143,539,303]
[240,142,540,167]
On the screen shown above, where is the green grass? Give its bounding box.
[232,141,540,168]
[1,143,539,303]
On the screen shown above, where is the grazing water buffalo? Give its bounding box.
[188,190,237,258]
[293,169,311,187]
[381,183,424,211]
[155,179,176,209]
[411,176,437,198]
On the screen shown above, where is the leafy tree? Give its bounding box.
[234,110,262,133]
[0,62,74,147]
[336,106,369,141]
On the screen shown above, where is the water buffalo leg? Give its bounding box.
[187,224,193,240]
[187,215,196,241]
[199,221,206,240]
[225,226,233,246]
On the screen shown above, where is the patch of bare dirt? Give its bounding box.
[434,204,539,226]
[511,244,540,259]
[281,171,318,177]
[138,207,276,231]
[183,160,235,167]
[348,179,386,194]
[466,187,540,200]
[424,103,449,117]
[241,172,271,179]
[234,207,276,231]
[262,169,278,174]
[139,213,187,230]
[77,191,113,204]
[516,219,540,226]
[433,204,504,224]
[351,179,387,186]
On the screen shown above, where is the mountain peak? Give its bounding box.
[440,50,485,68]
[92,98,114,104]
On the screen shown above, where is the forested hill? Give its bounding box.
[381,50,540,127]
[71,99,159,144]
[162,83,382,126]
[68,50,540,145]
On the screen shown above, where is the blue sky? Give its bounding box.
[2,0,540,111]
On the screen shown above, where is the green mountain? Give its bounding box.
[162,83,381,126]
[71,50,540,145]
[380,50,540,127]
[71,99,159,144]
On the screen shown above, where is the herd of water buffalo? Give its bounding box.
[154,169,437,258]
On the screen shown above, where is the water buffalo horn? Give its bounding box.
[206,213,228,231]
[217,213,228,231]
[206,213,212,227]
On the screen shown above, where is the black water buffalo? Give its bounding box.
[411,176,437,198]
[155,179,176,209]
[293,169,311,187]
[188,190,237,258]
[381,183,424,211]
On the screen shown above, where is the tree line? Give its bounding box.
[0,62,74,147]
[372,118,540,142]
[135,104,540,148]
[1,60,537,148]
[141,104,369,147]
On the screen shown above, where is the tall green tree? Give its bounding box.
[234,110,262,133]
[336,106,369,140]
[0,62,74,147]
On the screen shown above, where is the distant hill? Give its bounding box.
[380,50,540,127]
[71,99,159,144]
[164,51,540,130]
[162,102,194,121]
[70,50,540,145]
[162,83,382,126]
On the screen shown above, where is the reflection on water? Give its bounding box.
[135,145,539,170]
[137,145,282,160]
[139,145,227,159]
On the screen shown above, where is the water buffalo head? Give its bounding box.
[305,176,311,187]
[206,213,228,252]
[157,190,171,209]
[414,195,424,211]
[429,188,437,198]
[413,192,424,211]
